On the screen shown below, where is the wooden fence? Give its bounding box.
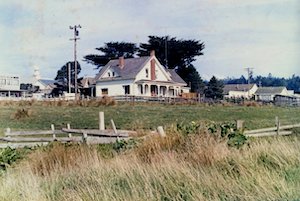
[243,117,300,137]
[0,125,132,149]
[111,95,203,104]
[0,112,136,148]
[0,111,168,149]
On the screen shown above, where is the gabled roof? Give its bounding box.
[95,57,150,81]
[79,77,96,88]
[95,56,187,85]
[38,79,57,86]
[166,69,186,84]
[255,87,286,95]
[223,84,256,94]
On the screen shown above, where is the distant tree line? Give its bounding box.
[224,74,300,93]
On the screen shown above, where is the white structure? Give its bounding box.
[274,94,300,106]
[0,75,20,91]
[223,84,258,99]
[255,87,291,102]
[95,51,189,97]
[0,75,22,97]
[34,79,57,95]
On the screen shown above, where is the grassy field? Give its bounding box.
[0,100,300,200]
[1,100,300,134]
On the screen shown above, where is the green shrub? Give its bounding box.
[0,147,27,173]
[208,122,248,149]
[227,131,248,149]
[176,121,200,135]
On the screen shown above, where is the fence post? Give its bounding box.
[67,124,72,138]
[82,131,88,143]
[236,120,244,130]
[157,126,166,137]
[99,112,105,130]
[51,124,56,140]
[5,128,11,138]
[111,119,117,134]
[275,117,280,135]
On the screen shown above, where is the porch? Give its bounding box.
[135,81,186,97]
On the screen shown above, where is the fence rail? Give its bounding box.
[244,120,300,137]
[0,113,135,148]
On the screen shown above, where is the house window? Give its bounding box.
[123,85,130,95]
[145,69,149,78]
[108,72,111,77]
[101,88,108,95]
[112,72,115,77]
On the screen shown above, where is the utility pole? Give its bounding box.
[69,24,81,99]
[165,36,168,68]
[68,62,71,93]
[244,67,254,99]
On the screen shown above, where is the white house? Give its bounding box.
[0,75,22,97]
[34,79,57,95]
[223,84,258,99]
[255,87,291,102]
[95,51,189,97]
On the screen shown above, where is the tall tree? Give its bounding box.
[139,36,205,93]
[205,76,224,99]
[139,36,204,69]
[177,65,205,93]
[84,42,139,69]
[55,61,81,89]
[287,75,300,92]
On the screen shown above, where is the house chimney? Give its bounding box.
[150,50,155,57]
[151,59,156,80]
[119,57,125,69]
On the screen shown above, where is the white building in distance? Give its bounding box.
[95,51,189,97]
[0,75,22,97]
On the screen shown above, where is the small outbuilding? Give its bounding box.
[255,87,292,102]
[223,84,258,99]
[274,94,300,106]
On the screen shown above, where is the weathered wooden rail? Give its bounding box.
[0,112,136,149]
[244,122,300,137]
[0,126,133,148]
[0,111,169,149]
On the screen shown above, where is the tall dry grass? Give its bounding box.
[0,134,299,201]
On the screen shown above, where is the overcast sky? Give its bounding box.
[1,0,299,83]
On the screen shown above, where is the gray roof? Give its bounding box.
[95,56,187,85]
[255,87,286,95]
[38,79,57,86]
[166,69,186,84]
[223,84,256,94]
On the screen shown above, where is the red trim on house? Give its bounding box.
[151,59,155,80]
